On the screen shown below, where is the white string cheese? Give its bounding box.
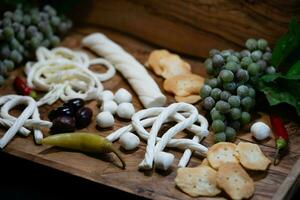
[82,33,166,108]
[178,113,208,168]
[0,95,48,148]
[136,103,198,170]
[106,103,209,169]
[0,95,51,129]
[26,47,116,106]
[0,118,30,136]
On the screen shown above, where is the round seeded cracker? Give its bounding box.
[217,163,254,200]
[175,166,221,197]
[207,142,239,169]
[235,142,271,171]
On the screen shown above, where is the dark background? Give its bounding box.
[0,152,145,200]
[0,1,299,200]
[0,151,299,200]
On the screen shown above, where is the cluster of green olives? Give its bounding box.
[200,38,275,143]
[0,4,72,86]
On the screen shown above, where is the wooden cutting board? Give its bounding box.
[1,25,300,200]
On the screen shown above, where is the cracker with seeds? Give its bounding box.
[146,50,192,79]
[235,142,271,171]
[175,95,201,104]
[175,166,221,197]
[163,74,204,97]
[145,49,171,75]
[217,163,254,200]
[159,54,191,78]
[207,142,239,169]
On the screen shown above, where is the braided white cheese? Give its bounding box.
[82,33,166,108]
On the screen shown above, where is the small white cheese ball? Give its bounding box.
[251,121,271,140]
[101,100,118,114]
[114,88,132,104]
[96,111,115,128]
[154,152,174,171]
[101,90,114,101]
[116,102,135,119]
[119,132,140,150]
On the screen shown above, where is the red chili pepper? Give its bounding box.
[13,76,37,99]
[270,114,288,165]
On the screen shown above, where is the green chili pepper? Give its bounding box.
[42,132,126,169]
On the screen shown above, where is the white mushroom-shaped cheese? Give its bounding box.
[251,121,271,140]
[116,102,135,119]
[101,100,118,114]
[119,132,140,150]
[96,111,115,128]
[101,90,114,101]
[154,152,174,171]
[114,88,132,104]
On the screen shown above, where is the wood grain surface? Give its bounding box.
[0,26,300,200]
[71,0,300,58]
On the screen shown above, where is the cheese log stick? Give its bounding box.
[82,33,166,108]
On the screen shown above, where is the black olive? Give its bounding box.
[48,106,75,121]
[50,116,76,134]
[48,109,57,121]
[75,107,93,129]
[64,98,84,112]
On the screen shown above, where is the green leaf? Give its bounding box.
[260,72,300,82]
[286,60,300,76]
[257,17,300,116]
[271,17,300,67]
[258,72,300,116]
[258,61,300,116]
[260,73,281,82]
